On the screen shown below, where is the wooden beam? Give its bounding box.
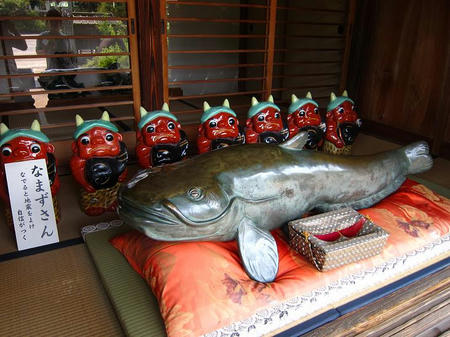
[0,100,133,116]
[264,0,277,100]
[0,52,130,60]
[136,0,164,111]
[339,0,357,92]
[0,34,129,40]
[0,16,128,21]
[431,5,450,156]
[167,17,266,24]
[0,85,132,97]
[168,49,266,54]
[127,0,141,125]
[0,68,130,80]
[166,1,267,9]
[161,1,169,103]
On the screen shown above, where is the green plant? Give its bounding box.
[84,44,129,69]
[0,0,46,34]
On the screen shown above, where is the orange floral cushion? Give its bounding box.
[110,179,450,336]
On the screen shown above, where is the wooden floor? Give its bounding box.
[304,267,450,337]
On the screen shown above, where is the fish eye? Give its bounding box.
[105,133,114,141]
[338,107,344,114]
[2,147,11,156]
[228,117,235,126]
[274,112,280,119]
[80,136,90,145]
[209,120,217,128]
[299,109,306,117]
[31,144,41,153]
[314,108,319,114]
[146,125,155,133]
[168,122,175,130]
[187,187,204,201]
[257,115,265,122]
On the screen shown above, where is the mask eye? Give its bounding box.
[188,187,204,201]
[299,109,306,117]
[80,136,90,145]
[314,108,319,114]
[168,122,175,130]
[352,105,356,111]
[228,117,235,126]
[2,147,11,157]
[105,133,114,141]
[146,125,155,133]
[257,115,265,122]
[338,107,344,114]
[209,120,217,128]
[31,144,41,154]
[274,112,280,119]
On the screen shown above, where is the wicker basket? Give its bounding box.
[288,208,389,271]
[322,140,352,155]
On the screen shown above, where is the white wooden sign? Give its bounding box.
[5,159,59,250]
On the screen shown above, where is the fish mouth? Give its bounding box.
[161,199,231,227]
[117,197,232,241]
[118,197,182,227]
[119,192,235,228]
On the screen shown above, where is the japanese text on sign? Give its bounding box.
[5,159,59,250]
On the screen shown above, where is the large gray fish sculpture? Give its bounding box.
[118,132,432,283]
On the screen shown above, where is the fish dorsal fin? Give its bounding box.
[279,131,308,150]
[237,217,278,283]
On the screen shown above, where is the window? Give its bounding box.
[160,0,355,122]
[0,0,140,149]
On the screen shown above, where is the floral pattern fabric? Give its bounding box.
[110,179,450,337]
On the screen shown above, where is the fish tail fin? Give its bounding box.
[403,141,433,174]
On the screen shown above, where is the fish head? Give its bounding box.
[118,160,238,241]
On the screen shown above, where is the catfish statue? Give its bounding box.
[118,132,433,283]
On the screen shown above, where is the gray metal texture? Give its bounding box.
[118,132,433,282]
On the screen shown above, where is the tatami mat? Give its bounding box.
[0,244,124,337]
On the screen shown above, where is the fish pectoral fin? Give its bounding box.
[279,131,308,150]
[237,217,279,283]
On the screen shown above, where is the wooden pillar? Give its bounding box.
[127,0,141,124]
[263,0,277,100]
[135,0,164,114]
[160,1,169,103]
[339,0,357,92]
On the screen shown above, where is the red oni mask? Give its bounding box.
[136,106,188,168]
[72,127,122,159]
[202,112,239,140]
[327,100,358,125]
[289,103,321,130]
[245,96,287,144]
[0,127,60,204]
[197,101,242,154]
[140,117,181,147]
[70,113,128,194]
[325,91,361,148]
[248,107,283,134]
[1,137,51,163]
